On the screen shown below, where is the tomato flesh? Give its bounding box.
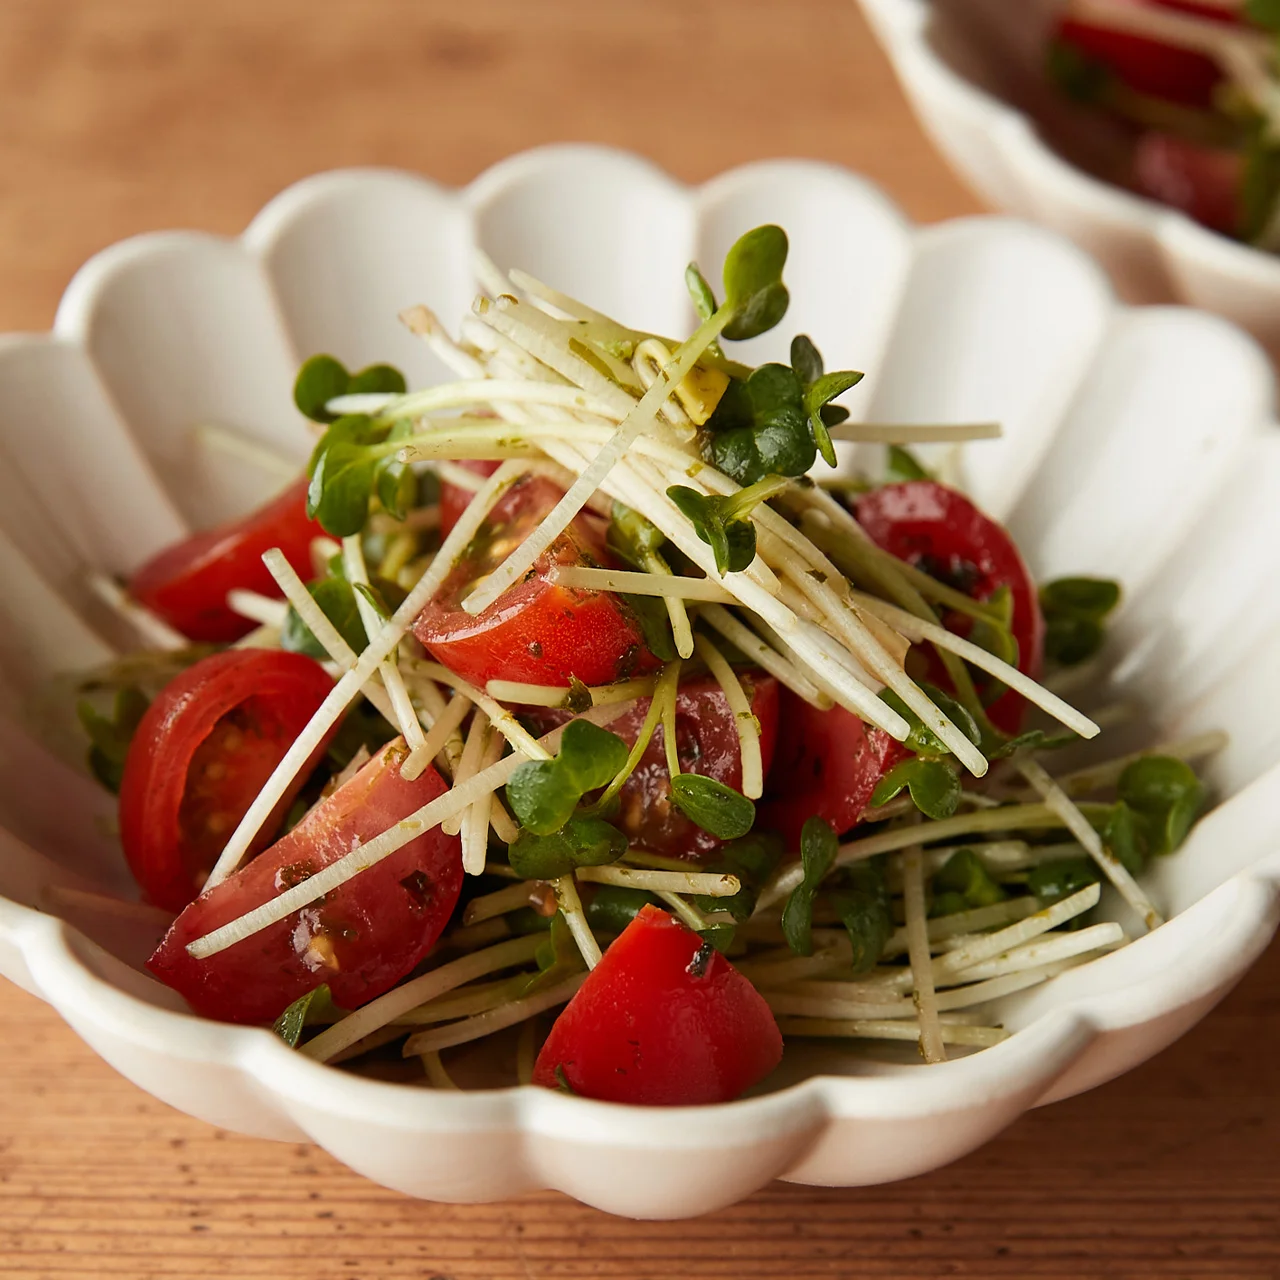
[147,742,463,1023]
[1133,130,1243,234]
[439,460,500,538]
[855,481,1044,735]
[119,649,337,912]
[413,473,661,688]
[607,672,778,862]
[761,691,909,849]
[533,905,782,1105]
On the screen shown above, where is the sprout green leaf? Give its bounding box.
[273,983,346,1047]
[781,816,839,956]
[827,859,892,974]
[929,848,1006,917]
[294,355,406,424]
[669,774,756,840]
[506,720,630,836]
[1117,756,1206,857]
[720,225,790,341]
[508,815,628,880]
[77,685,150,794]
[869,756,962,821]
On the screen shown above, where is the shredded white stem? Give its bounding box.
[693,633,763,799]
[553,874,602,969]
[226,589,288,628]
[205,459,530,887]
[574,865,741,896]
[901,846,946,1064]
[950,923,1125,984]
[300,933,543,1063]
[460,722,505,874]
[1016,758,1163,933]
[462,880,547,927]
[699,605,828,708]
[403,973,587,1056]
[881,895,1042,958]
[419,1050,460,1090]
[485,675,656,708]
[444,710,490,840]
[775,1018,1007,1048]
[87,573,187,651]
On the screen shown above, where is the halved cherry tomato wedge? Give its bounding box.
[761,691,908,849]
[413,473,661,688]
[855,481,1045,735]
[129,478,324,642]
[533,904,782,1105]
[147,740,463,1024]
[1133,130,1243,234]
[605,672,778,862]
[1054,10,1226,109]
[119,649,338,912]
[439,460,500,538]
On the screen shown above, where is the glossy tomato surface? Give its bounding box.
[439,460,500,538]
[533,905,782,1105]
[413,473,661,688]
[855,481,1045,734]
[761,691,908,849]
[148,742,463,1023]
[1133,130,1243,234]
[129,478,323,642]
[119,649,337,912]
[608,672,777,862]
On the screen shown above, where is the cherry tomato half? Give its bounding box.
[147,741,463,1024]
[533,904,782,1105]
[1133,130,1243,234]
[413,473,661,688]
[129,478,324,642]
[1054,11,1226,109]
[855,481,1045,735]
[605,672,778,862]
[761,691,908,850]
[119,649,338,912]
[439,460,500,539]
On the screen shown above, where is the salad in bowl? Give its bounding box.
[70,223,1216,1104]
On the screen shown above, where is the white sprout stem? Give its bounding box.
[881,894,1043,958]
[407,660,552,762]
[420,1051,460,1090]
[901,846,947,1064]
[460,308,731,617]
[341,535,429,775]
[204,459,529,887]
[399,305,487,379]
[87,573,187,651]
[850,592,1100,740]
[764,990,914,1021]
[756,804,1063,911]
[950,922,1125,984]
[460,722,505,875]
[574,865,742,896]
[937,883,1102,977]
[393,977,518,1026]
[462,880,546,927]
[553,874,602,969]
[554,565,737,602]
[259,548,399,730]
[826,421,1002,444]
[193,423,301,481]
[693,632,763,799]
[412,693,471,782]
[932,965,1065,1011]
[334,380,623,425]
[699,605,829,708]
[1050,730,1229,797]
[776,1018,1008,1048]
[442,709,489,840]
[655,891,712,932]
[226,589,289,628]
[301,933,543,1063]
[1016,757,1163,933]
[484,675,657,708]
[402,973,587,1056]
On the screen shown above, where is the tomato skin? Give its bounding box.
[533,905,782,1105]
[119,650,338,912]
[129,479,323,643]
[413,474,660,689]
[608,673,778,862]
[761,692,909,849]
[439,460,500,538]
[1133,130,1243,234]
[855,481,1044,734]
[147,743,463,1024]
[1055,11,1226,109]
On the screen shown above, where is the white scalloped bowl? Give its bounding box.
[0,145,1277,1218]
[858,0,1280,359]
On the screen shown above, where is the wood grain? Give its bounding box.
[0,0,1275,1275]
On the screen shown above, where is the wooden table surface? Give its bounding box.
[0,1,1277,1276]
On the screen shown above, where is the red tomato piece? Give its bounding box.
[761,691,909,849]
[606,672,778,862]
[1055,10,1226,109]
[129,478,324,643]
[413,473,661,688]
[147,741,463,1023]
[439,460,500,538]
[1133,130,1243,234]
[533,905,782,1105]
[119,650,338,912]
[855,481,1045,735]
